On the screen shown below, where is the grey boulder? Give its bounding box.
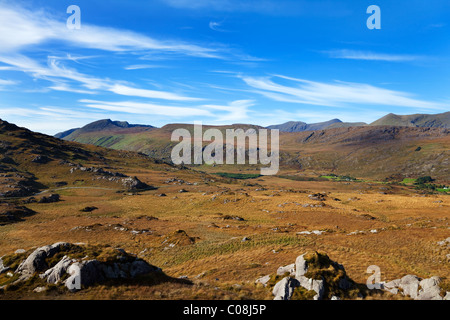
[273,277,299,300]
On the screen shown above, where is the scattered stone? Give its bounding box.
[308,193,326,201]
[376,275,445,300]
[437,237,450,246]
[296,230,325,236]
[38,194,60,203]
[255,275,271,287]
[223,215,245,221]
[417,277,442,300]
[31,155,50,164]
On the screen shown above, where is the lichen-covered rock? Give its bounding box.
[40,255,74,284]
[296,275,325,300]
[15,242,72,279]
[0,257,8,274]
[2,243,162,292]
[267,251,359,300]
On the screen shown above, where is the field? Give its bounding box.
[1,165,448,299]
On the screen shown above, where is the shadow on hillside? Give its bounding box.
[0,204,37,226]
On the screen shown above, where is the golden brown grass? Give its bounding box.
[0,166,449,300]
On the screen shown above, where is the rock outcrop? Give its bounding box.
[69,166,152,191]
[257,251,450,300]
[257,251,360,300]
[0,203,36,225]
[1,242,161,292]
[381,275,448,300]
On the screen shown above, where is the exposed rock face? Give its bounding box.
[4,242,162,291]
[418,277,442,300]
[380,275,446,300]
[296,276,325,300]
[69,166,152,191]
[38,193,60,203]
[41,255,74,284]
[259,251,358,300]
[399,275,420,299]
[295,254,308,277]
[16,242,72,280]
[273,277,299,300]
[121,176,149,190]
[263,251,450,300]
[0,257,8,274]
[277,264,295,276]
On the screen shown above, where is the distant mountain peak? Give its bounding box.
[267,118,346,132]
[54,119,155,140]
[81,119,152,131]
[370,111,450,128]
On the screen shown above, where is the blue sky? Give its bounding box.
[0,0,449,134]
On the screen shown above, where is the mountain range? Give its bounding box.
[56,112,450,140]
[48,112,450,181]
[267,111,450,132]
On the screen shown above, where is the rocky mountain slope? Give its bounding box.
[0,118,167,203]
[55,119,155,139]
[54,119,450,181]
[370,112,450,128]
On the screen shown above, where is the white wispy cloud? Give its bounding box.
[78,98,255,122]
[0,54,202,101]
[325,49,421,62]
[0,2,255,61]
[48,84,97,95]
[124,64,165,70]
[0,79,17,85]
[209,20,228,32]
[240,74,447,110]
[0,106,110,135]
[80,99,212,117]
[201,99,255,122]
[109,84,202,101]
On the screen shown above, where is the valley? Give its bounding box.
[0,118,449,300]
